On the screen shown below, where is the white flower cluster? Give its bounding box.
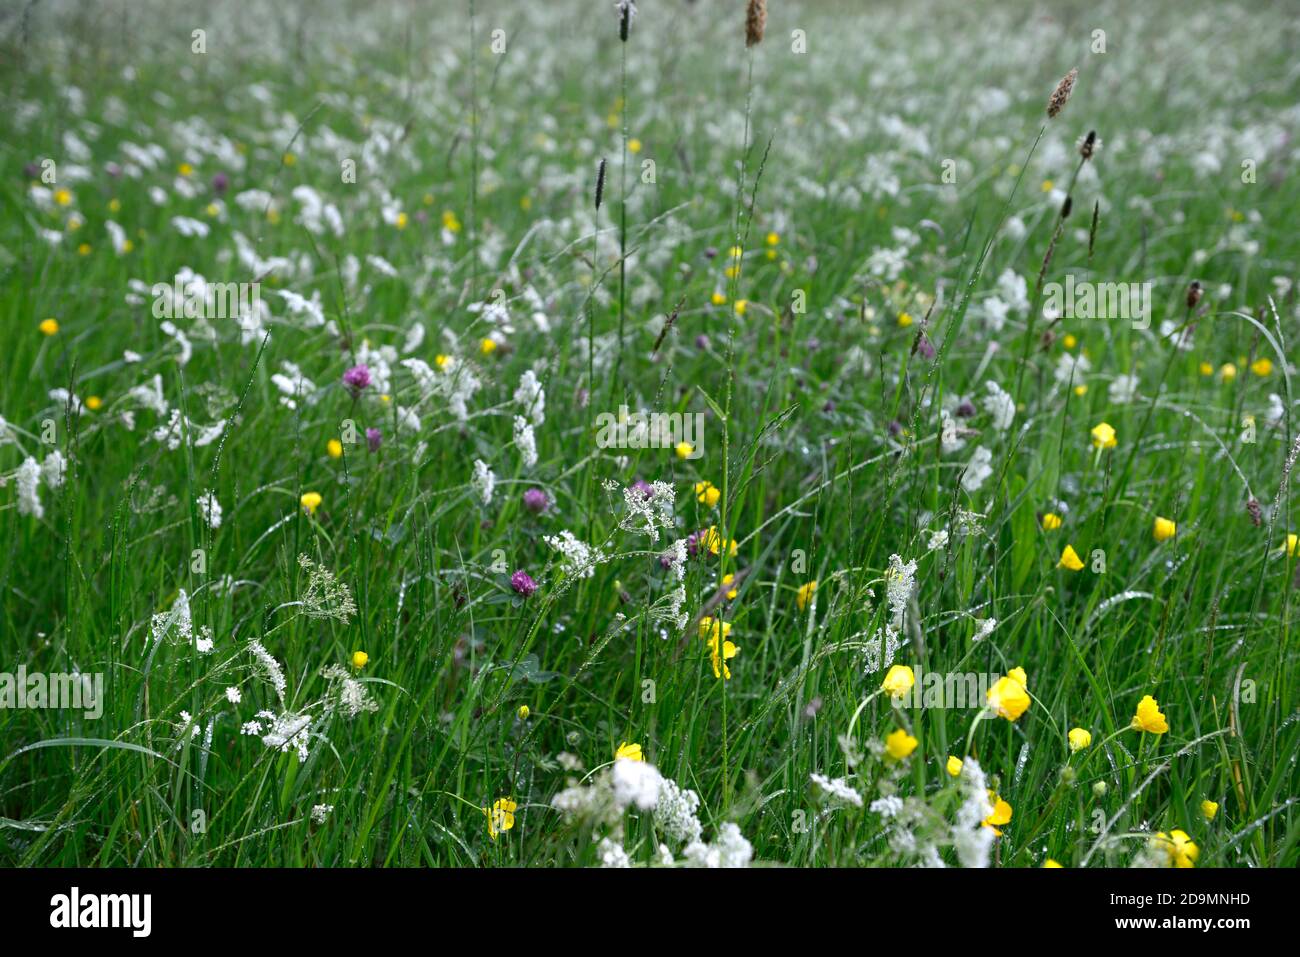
[982,381,1015,431]
[951,758,995,868]
[811,773,864,808]
[472,459,496,506]
[149,588,214,654]
[543,530,607,580]
[513,369,545,426]
[551,757,751,867]
[320,665,379,719]
[196,489,222,529]
[617,481,676,542]
[513,416,537,469]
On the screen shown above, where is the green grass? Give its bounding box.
[0,0,1297,867]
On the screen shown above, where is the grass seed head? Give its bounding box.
[746,0,767,47]
[1047,67,1078,118]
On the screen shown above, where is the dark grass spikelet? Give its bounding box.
[1047,68,1078,118]
[1087,199,1100,261]
[1079,129,1097,161]
[745,0,767,47]
[1187,280,1203,310]
[617,0,635,42]
[1246,497,1263,527]
[1060,195,1073,219]
[594,157,607,210]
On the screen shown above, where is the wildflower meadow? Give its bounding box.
[1,0,1298,882]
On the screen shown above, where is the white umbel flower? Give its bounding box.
[961,446,993,493]
[196,490,222,529]
[513,368,545,426]
[16,457,44,518]
[982,381,1015,430]
[41,450,67,489]
[513,416,538,469]
[472,459,496,506]
[811,773,864,808]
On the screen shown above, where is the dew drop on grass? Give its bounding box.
[1013,742,1030,787]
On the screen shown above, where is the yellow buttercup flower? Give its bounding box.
[479,337,498,355]
[987,671,1031,722]
[486,797,516,839]
[766,231,779,246]
[946,755,963,776]
[1041,512,1063,531]
[983,792,1012,834]
[897,311,913,328]
[434,354,451,370]
[1057,544,1085,571]
[1198,361,1214,377]
[1091,421,1117,449]
[710,291,727,306]
[699,526,737,557]
[699,616,732,642]
[327,438,343,459]
[1043,859,1064,868]
[1201,800,1219,821]
[395,211,409,230]
[85,395,103,411]
[351,650,368,669]
[300,491,323,515]
[1153,516,1176,542]
[53,188,72,207]
[884,728,918,761]
[1250,357,1273,377]
[734,299,748,315]
[881,664,915,700]
[1150,829,1198,868]
[1062,334,1077,349]
[442,210,462,233]
[627,138,642,154]
[695,480,720,507]
[39,318,60,336]
[1131,694,1169,734]
[796,580,818,611]
[675,441,694,459]
[1220,362,1237,382]
[707,633,738,680]
[1068,727,1092,752]
[615,741,643,762]
[517,704,530,720]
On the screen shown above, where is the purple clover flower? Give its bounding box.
[343,364,372,396]
[522,488,549,513]
[511,570,538,597]
[366,427,382,453]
